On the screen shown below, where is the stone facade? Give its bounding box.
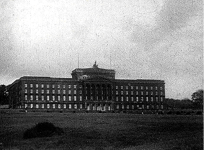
[8,63,165,113]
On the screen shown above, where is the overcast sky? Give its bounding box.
[0,0,203,99]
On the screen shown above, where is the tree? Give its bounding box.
[191,89,203,109]
[0,85,9,105]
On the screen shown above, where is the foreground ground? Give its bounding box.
[0,110,203,150]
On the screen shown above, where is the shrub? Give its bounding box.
[23,122,63,139]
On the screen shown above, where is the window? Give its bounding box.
[131,86,133,90]
[74,104,77,109]
[31,104,33,108]
[36,104,39,109]
[141,86,143,90]
[30,84,33,88]
[52,96,55,101]
[156,97,158,102]
[126,91,128,95]
[161,97,163,102]
[58,85,60,88]
[47,104,50,108]
[31,95,33,100]
[64,104,66,109]
[155,87,158,90]
[161,92,163,95]
[36,95,38,101]
[52,90,55,94]
[131,97,133,101]
[116,105,119,109]
[47,95,49,101]
[69,104,72,109]
[41,84,44,88]
[25,89,27,93]
[146,86,148,90]
[121,86,123,89]
[68,96,71,101]
[79,90,82,94]
[146,97,148,102]
[151,91,153,95]
[74,85,77,89]
[25,84,27,88]
[121,91,123,95]
[116,91,118,95]
[127,105,129,109]
[156,92,158,95]
[58,96,60,101]
[147,105,149,109]
[74,90,76,94]
[80,96,82,101]
[126,97,128,101]
[116,96,118,101]
[121,97,123,101]
[151,97,153,102]
[116,86,118,89]
[160,87,163,90]
[68,85,71,88]
[161,105,163,109]
[132,105,134,109]
[47,90,49,94]
[30,89,33,93]
[42,96,44,101]
[47,85,49,88]
[42,90,44,94]
[80,104,82,109]
[58,104,61,109]
[141,97,143,102]
[136,97,139,101]
[58,90,60,94]
[63,96,66,101]
[25,95,27,100]
[63,90,66,94]
[68,90,71,94]
[42,104,44,109]
[136,91,138,95]
[131,91,133,95]
[36,89,38,94]
[126,86,128,89]
[122,105,124,109]
[53,104,55,109]
[136,86,138,89]
[63,85,65,88]
[141,91,143,95]
[146,91,148,95]
[52,85,55,88]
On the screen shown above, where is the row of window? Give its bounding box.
[25,89,81,94]
[115,104,164,110]
[25,103,82,109]
[25,84,79,89]
[25,84,163,91]
[115,96,164,102]
[116,85,163,90]
[116,91,163,95]
[24,103,164,110]
[24,89,164,96]
[25,95,164,102]
[25,95,82,101]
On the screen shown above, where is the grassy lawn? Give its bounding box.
[0,110,203,150]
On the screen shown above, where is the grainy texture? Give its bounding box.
[0,110,203,149]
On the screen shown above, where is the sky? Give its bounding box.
[0,0,203,99]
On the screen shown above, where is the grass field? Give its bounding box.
[0,110,203,150]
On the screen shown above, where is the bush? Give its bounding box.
[23,122,63,139]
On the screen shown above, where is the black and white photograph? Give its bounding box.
[0,0,203,149]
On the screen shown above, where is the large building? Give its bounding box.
[8,62,166,113]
